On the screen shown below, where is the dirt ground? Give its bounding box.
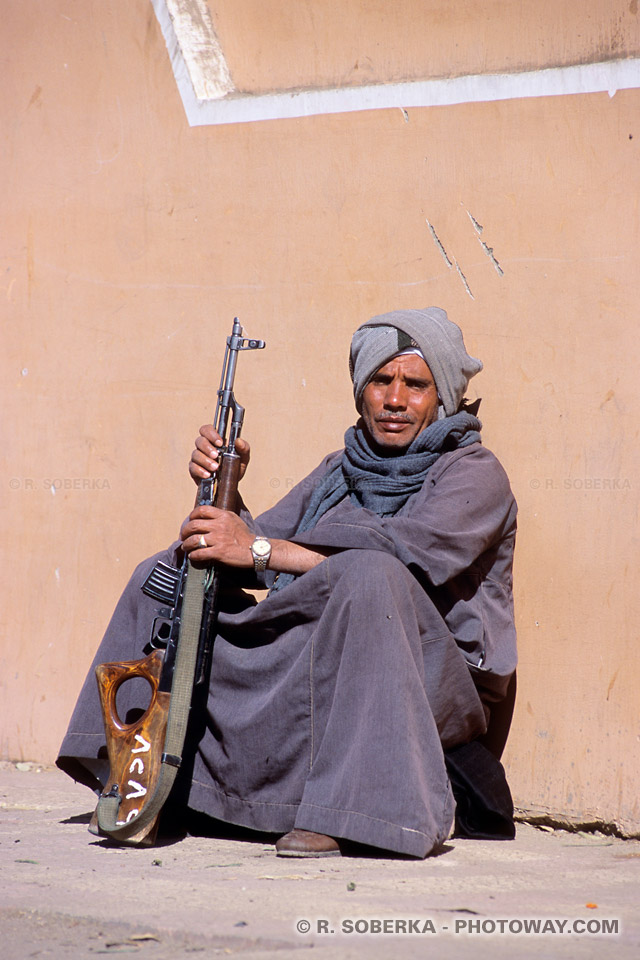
[1,762,638,959]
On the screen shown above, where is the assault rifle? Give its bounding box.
[89,319,265,845]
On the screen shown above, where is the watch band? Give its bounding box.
[250,536,272,573]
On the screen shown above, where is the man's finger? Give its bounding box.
[199,424,224,447]
[195,435,221,460]
[187,505,219,522]
[191,448,218,474]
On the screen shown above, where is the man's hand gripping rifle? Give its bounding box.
[90,319,265,845]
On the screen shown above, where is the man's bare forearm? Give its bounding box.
[180,505,334,574]
[266,539,333,575]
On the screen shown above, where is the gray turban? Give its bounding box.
[350,307,483,417]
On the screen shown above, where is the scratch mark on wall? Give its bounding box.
[504,255,626,265]
[426,219,474,297]
[467,209,504,276]
[455,260,475,299]
[426,220,453,268]
[27,85,42,110]
[480,240,505,276]
[400,108,409,122]
[27,220,35,304]
[38,257,445,291]
[92,96,124,174]
[467,211,483,235]
[606,668,619,701]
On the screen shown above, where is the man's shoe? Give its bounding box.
[275,828,341,858]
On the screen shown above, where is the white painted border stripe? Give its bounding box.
[165,0,233,100]
[152,0,640,126]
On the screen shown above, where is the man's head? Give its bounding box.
[359,353,439,452]
[350,307,482,451]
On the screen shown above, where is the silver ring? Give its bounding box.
[198,535,207,548]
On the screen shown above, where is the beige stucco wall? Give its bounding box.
[2,1,638,835]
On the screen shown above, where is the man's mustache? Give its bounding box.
[374,414,414,424]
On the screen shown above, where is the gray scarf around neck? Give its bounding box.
[269,410,481,592]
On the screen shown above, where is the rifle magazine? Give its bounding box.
[141,561,182,606]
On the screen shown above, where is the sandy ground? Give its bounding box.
[1,762,638,959]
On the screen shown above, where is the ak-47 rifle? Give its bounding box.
[89,319,265,845]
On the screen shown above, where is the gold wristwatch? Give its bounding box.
[250,536,272,573]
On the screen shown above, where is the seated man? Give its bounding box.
[57,307,517,859]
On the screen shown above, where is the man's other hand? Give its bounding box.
[189,424,251,484]
[180,505,254,567]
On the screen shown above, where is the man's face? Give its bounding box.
[360,354,439,452]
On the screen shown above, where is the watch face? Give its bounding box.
[253,539,271,557]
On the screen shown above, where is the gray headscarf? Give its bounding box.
[350,307,483,417]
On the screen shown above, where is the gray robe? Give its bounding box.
[57,442,517,858]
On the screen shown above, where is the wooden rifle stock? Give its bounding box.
[90,319,265,845]
[91,651,170,845]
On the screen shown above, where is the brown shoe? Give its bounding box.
[275,828,341,858]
